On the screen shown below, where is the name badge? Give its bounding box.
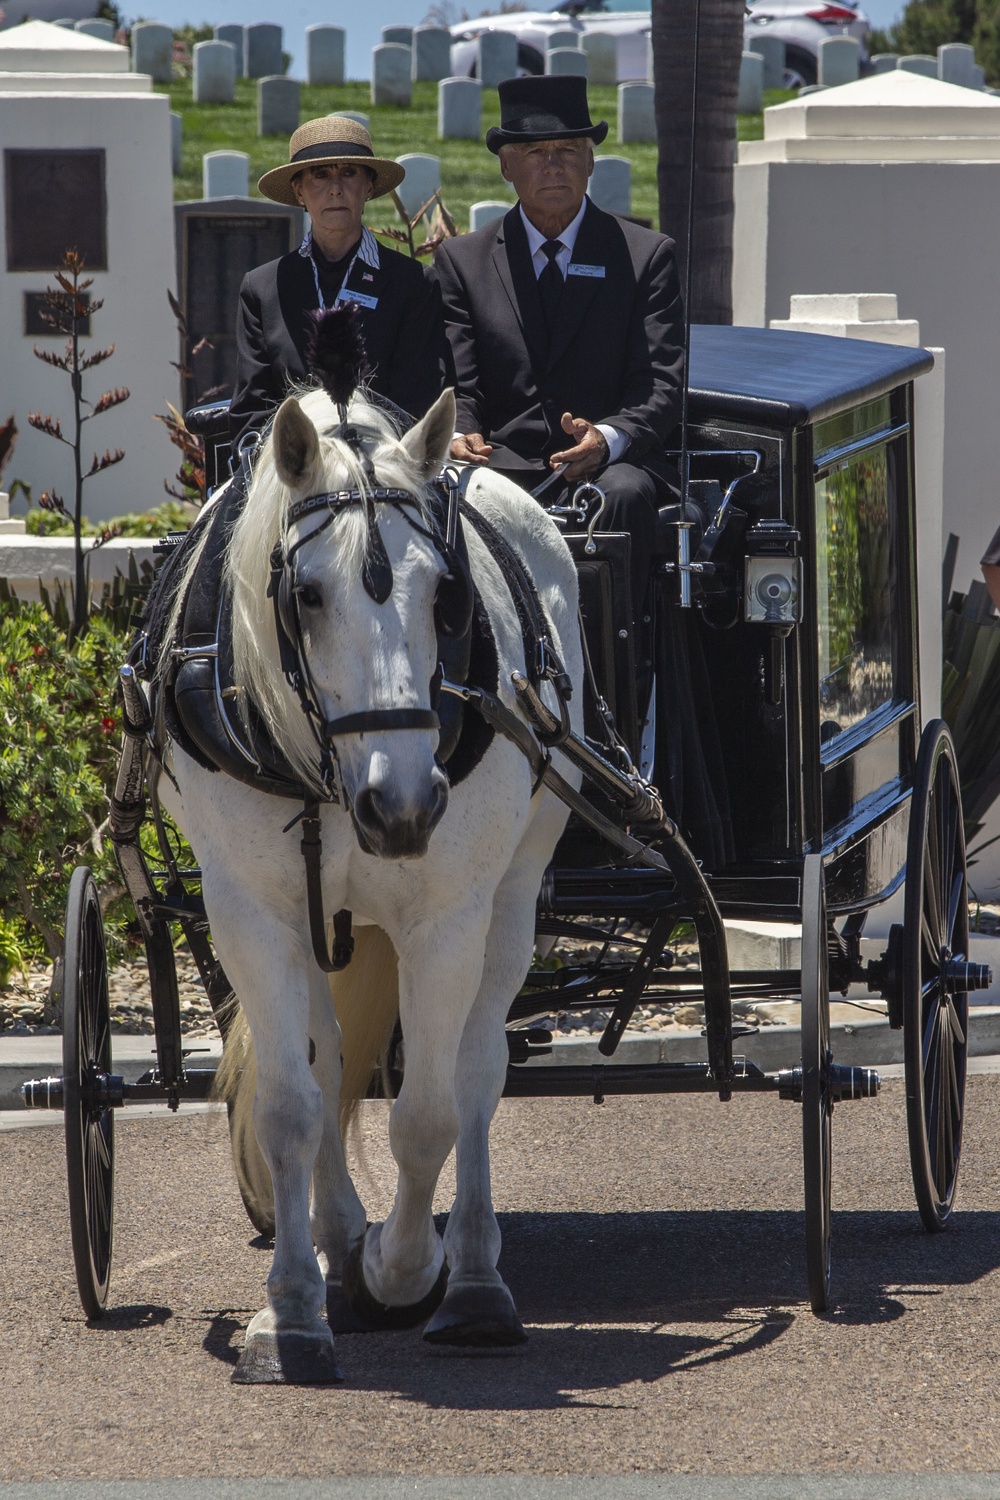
[337,288,379,310]
[567,263,605,279]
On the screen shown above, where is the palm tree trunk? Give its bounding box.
[651,0,745,324]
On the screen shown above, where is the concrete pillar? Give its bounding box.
[372,43,412,105]
[244,23,282,80]
[938,42,980,87]
[382,25,413,45]
[546,47,588,77]
[438,76,482,140]
[395,153,441,222]
[478,31,517,87]
[818,36,860,86]
[170,110,182,175]
[589,155,631,215]
[412,25,452,81]
[547,28,580,51]
[738,51,764,113]
[203,150,249,199]
[748,34,785,89]
[582,31,617,85]
[193,40,236,104]
[75,18,115,40]
[131,21,173,83]
[617,80,655,143]
[306,25,345,87]
[214,24,244,76]
[898,55,937,76]
[258,76,299,137]
[469,199,510,231]
[870,53,897,73]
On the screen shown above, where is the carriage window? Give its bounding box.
[815,437,897,742]
[813,395,892,462]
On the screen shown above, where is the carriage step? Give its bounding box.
[776,1063,880,1103]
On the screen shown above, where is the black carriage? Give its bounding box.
[22,324,990,1319]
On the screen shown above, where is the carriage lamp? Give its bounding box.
[743,521,802,627]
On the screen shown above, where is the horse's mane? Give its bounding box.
[225,385,436,786]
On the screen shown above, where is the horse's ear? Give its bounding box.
[399,388,457,479]
[272,397,322,490]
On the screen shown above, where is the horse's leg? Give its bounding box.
[342,907,490,1327]
[210,897,343,1385]
[425,803,567,1347]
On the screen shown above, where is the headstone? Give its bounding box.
[546,47,588,77]
[646,35,654,83]
[617,81,655,143]
[75,18,115,41]
[258,76,299,137]
[372,43,412,105]
[797,83,827,95]
[547,29,580,51]
[478,31,517,88]
[193,40,236,104]
[438,76,481,140]
[748,35,785,89]
[170,110,182,175]
[131,21,172,84]
[338,110,371,130]
[203,150,249,199]
[395,153,440,220]
[897,54,937,76]
[412,25,451,81]
[871,54,898,73]
[582,31,617,86]
[173,198,303,411]
[589,155,630,215]
[215,24,245,76]
[938,42,979,87]
[971,63,986,88]
[818,36,860,86]
[382,25,413,45]
[306,25,345,86]
[737,51,764,113]
[244,22,282,80]
[52,18,76,28]
[469,199,510,231]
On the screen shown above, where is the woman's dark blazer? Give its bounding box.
[229,241,451,447]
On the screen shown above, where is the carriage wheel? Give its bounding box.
[903,721,969,1232]
[801,852,833,1314]
[62,866,115,1319]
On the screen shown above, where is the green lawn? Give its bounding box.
[159,77,792,235]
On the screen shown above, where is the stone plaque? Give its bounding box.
[175,197,303,410]
[5,149,107,271]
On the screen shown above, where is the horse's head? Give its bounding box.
[267,386,458,859]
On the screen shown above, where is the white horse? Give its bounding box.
[159,381,583,1383]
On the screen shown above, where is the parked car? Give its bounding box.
[448,0,871,89]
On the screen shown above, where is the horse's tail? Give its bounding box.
[332,925,399,1136]
[213,926,399,1231]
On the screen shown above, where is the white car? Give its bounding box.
[449,0,871,89]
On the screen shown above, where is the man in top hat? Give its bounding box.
[433,75,684,616]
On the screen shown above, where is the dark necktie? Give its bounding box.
[537,239,565,334]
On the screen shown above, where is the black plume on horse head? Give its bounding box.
[306,304,372,410]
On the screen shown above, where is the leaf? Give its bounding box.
[33,347,71,371]
[88,387,131,417]
[78,346,115,371]
[27,413,69,444]
[415,233,445,257]
[0,416,17,483]
[85,448,126,477]
[167,287,187,333]
[372,227,409,243]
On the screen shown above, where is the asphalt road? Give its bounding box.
[3,1077,1000,1484]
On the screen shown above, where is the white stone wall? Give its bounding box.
[0,90,178,522]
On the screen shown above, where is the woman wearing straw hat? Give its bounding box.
[229,115,451,448]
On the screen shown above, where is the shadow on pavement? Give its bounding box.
[86,1303,173,1331]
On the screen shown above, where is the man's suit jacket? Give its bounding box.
[229,243,451,447]
[433,199,685,484]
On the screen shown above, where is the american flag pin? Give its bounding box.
[362,272,374,282]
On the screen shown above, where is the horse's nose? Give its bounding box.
[352,772,448,859]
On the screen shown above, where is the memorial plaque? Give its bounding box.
[24,290,91,337]
[5,149,107,271]
[175,197,303,410]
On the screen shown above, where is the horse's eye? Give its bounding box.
[296,583,323,611]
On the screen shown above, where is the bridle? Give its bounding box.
[266,469,474,803]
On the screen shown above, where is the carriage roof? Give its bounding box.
[687,325,934,430]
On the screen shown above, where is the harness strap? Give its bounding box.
[300,801,357,974]
[321,707,440,739]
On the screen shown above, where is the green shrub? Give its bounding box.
[22,498,197,539]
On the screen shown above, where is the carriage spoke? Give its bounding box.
[921,986,941,1072]
[945,870,965,951]
[923,851,942,954]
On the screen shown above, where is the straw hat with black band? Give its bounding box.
[258,116,405,206]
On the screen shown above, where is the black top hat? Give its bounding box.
[485,75,609,155]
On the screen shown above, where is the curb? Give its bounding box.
[4,1007,1000,1111]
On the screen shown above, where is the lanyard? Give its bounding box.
[301,231,378,313]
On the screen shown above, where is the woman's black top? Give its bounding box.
[229,232,452,446]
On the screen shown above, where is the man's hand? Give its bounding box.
[550,413,609,482]
[450,432,493,465]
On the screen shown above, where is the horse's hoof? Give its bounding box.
[423,1282,528,1348]
[232,1329,345,1385]
[340,1239,449,1332]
